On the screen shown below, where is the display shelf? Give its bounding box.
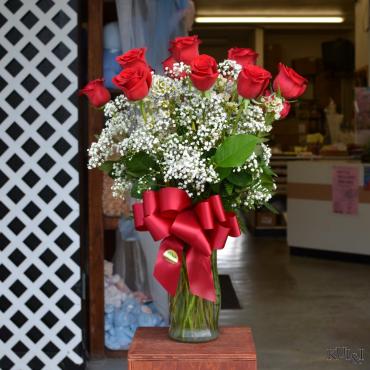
[253,225,286,230]
[246,155,300,236]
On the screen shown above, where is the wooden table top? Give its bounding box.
[129,326,256,361]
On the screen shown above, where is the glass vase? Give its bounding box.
[169,251,220,343]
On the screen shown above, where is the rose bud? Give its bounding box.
[279,101,291,119]
[162,55,176,72]
[190,54,219,91]
[112,65,152,101]
[237,64,272,99]
[228,47,259,66]
[79,78,111,107]
[273,63,308,99]
[170,35,201,65]
[162,55,187,79]
[116,47,148,69]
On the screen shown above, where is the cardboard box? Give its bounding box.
[256,212,277,227]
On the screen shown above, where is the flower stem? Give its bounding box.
[233,98,249,134]
[139,100,147,123]
[231,86,238,101]
[169,250,220,342]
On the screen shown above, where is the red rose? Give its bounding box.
[116,48,148,69]
[190,54,219,91]
[228,47,258,66]
[170,35,201,65]
[237,65,272,99]
[273,63,308,99]
[79,78,111,107]
[279,101,291,119]
[112,65,152,101]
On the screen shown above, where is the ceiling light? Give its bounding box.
[195,16,345,24]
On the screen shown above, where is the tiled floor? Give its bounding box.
[88,233,370,369]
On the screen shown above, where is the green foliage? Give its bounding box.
[224,181,234,196]
[99,161,115,175]
[227,171,252,187]
[124,152,158,177]
[265,112,276,125]
[130,175,158,199]
[235,210,247,234]
[262,165,278,177]
[216,167,232,180]
[264,202,279,214]
[210,182,221,193]
[219,196,234,211]
[213,134,260,168]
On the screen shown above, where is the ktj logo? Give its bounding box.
[327,347,365,365]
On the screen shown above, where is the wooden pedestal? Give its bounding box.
[128,326,257,370]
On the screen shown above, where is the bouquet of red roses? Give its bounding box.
[81,35,307,342]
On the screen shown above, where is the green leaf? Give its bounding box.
[124,152,158,177]
[220,196,235,211]
[264,202,279,214]
[130,175,158,199]
[227,171,252,187]
[263,165,278,177]
[130,180,141,198]
[265,112,276,125]
[235,210,247,234]
[216,167,232,180]
[210,182,221,193]
[213,134,260,168]
[261,173,274,189]
[224,182,234,196]
[241,98,250,112]
[99,161,115,174]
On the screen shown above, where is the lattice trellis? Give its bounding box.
[0,0,83,369]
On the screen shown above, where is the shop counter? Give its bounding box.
[287,160,370,257]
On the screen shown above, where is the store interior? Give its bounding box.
[1,0,369,369]
[79,1,370,369]
[79,0,370,369]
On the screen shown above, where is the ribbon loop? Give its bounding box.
[143,190,158,216]
[209,195,226,223]
[159,187,192,215]
[195,200,214,230]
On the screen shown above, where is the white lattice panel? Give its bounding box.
[0,0,83,369]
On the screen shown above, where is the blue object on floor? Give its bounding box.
[105,298,166,350]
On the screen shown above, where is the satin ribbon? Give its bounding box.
[133,187,241,302]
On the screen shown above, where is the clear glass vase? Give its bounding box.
[169,251,220,342]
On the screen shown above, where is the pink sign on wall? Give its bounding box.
[332,166,359,215]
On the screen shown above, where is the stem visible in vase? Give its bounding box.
[169,250,220,342]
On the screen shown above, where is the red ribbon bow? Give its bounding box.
[133,187,241,302]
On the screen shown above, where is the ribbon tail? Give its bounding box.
[186,248,216,302]
[153,237,183,296]
[132,203,147,231]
